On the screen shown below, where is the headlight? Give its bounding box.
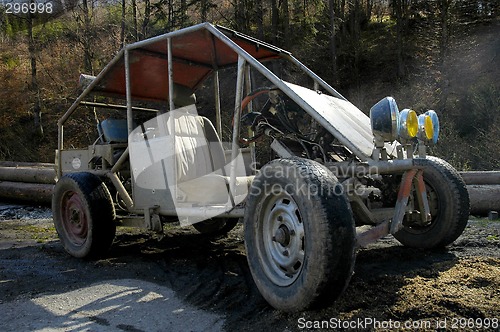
[418,114,434,141]
[424,110,439,144]
[370,97,399,142]
[398,109,418,140]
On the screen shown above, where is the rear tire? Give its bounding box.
[52,172,116,258]
[244,158,356,312]
[394,156,470,248]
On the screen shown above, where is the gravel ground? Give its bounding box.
[0,204,499,331]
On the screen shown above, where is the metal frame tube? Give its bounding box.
[214,71,222,136]
[229,56,246,199]
[124,49,134,134]
[325,159,422,177]
[80,101,159,113]
[106,171,134,209]
[244,64,257,172]
[126,23,209,51]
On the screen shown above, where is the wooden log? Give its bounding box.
[0,161,54,168]
[0,166,56,184]
[459,171,500,185]
[0,181,53,204]
[467,184,500,216]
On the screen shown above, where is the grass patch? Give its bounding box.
[16,224,57,243]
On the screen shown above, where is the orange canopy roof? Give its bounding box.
[92,24,287,101]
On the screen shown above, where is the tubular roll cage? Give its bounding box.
[55,22,430,242]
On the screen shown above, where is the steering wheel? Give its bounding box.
[238,87,273,144]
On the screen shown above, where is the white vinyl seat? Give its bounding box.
[171,109,254,205]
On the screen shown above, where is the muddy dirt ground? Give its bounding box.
[0,204,499,331]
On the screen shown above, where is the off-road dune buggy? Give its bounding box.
[53,23,470,312]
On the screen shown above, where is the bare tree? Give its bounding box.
[256,0,264,39]
[120,0,126,47]
[282,0,290,47]
[439,0,453,62]
[27,0,43,136]
[81,0,94,73]
[132,0,139,41]
[200,0,209,22]
[392,0,410,79]
[271,0,279,44]
[329,0,338,84]
[141,0,151,39]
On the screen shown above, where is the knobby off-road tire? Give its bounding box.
[192,218,239,235]
[394,156,470,248]
[244,158,356,312]
[52,172,116,258]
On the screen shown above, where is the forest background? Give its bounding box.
[0,0,498,170]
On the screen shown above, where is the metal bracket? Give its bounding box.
[413,169,432,225]
[144,205,162,232]
[390,169,430,234]
[355,168,431,248]
[390,169,416,234]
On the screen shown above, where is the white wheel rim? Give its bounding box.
[258,192,305,286]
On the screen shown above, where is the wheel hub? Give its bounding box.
[61,191,88,245]
[273,225,291,246]
[70,208,81,225]
[259,194,305,286]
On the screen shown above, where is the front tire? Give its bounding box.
[244,158,356,312]
[394,156,470,248]
[52,172,116,258]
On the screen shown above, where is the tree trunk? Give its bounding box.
[234,0,248,31]
[168,0,174,30]
[141,0,151,39]
[329,0,338,85]
[439,0,451,63]
[0,182,53,204]
[82,0,93,73]
[437,0,451,110]
[132,0,138,41]
[27,1,43,137]
[0,166,56,184]
[353,0,361,81]
[393,0,406,79]
[120,0,126,47]
[282,0,290,48]
[200,0,209,22]
[467,185,500,216]
[271,0,279,44]
[256,0,264,39]
[459,171,500,185]
[180,0,188,28]
[366,0,373,19]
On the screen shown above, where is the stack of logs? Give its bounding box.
[459,171,500,216]
[0,162,498,216]
[0,162,55,204]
